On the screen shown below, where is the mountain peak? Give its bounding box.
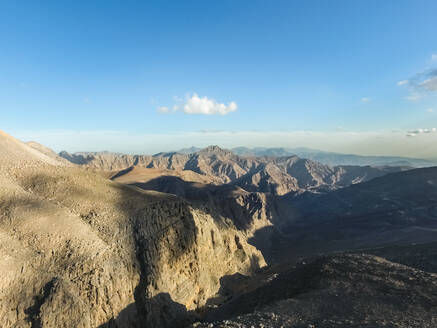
[198,145,231,154]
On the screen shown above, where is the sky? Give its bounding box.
[1,0,437,158]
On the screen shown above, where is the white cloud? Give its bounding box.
[158,106,169,113]
[397,80,409,86]
[361,97,371,103]
[432,54,437,61]
[420,77,437,91]
[159,93,238,115]
[183,93,237,115]
[427,108,434,113]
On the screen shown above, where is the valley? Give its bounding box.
[2,131,437,327]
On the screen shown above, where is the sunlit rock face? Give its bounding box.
[0,131,265,328]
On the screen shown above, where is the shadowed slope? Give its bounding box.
[193,253,437,328]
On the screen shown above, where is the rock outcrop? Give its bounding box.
[0,131,266,328]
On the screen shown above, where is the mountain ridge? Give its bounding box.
[169,145,437,167]
[60,145,411,196]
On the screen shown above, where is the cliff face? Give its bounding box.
[0,132,265,328]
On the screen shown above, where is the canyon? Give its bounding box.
[1,131,437,327]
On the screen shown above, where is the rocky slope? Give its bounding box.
[0,131,64,167]
[191,253,437,328]
[26,141,72,165]
[0,131,266,328]
[258,165,437,264]
[4,131,436,328]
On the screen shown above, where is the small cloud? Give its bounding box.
[399,69,437,101]
[158,93,238,116]
[432,54,437,61]
[360,97,371,103]
[406,127,437,136]
[427,108,434,113]
[83,97,90,103]
[183,93,238,115]
[403,69,437,92]
[158,106,170,114]
[419,77,437,91]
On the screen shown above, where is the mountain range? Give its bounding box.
[178,146,437,167]
[2,131,437,327]
[58,145,411,196]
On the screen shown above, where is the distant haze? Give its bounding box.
[10,129,437,160]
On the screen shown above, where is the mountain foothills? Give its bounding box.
[1,131,437,327]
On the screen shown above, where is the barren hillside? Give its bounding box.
[0,131,266,328]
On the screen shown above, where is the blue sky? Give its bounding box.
[1,1,437,157]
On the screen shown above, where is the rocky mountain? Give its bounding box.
[230,146,437,167]
[0,131,266,328]
[109,146,437,267]
[0,131,64,167]
[60,146,409,196]
[26,141,72,165]
[174,146,436,167]
[256,165,437,264]
[4,131,437,328]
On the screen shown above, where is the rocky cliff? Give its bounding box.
[0,131,266,328]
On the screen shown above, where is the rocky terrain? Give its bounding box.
[60,143,437,264]
[60,145,409,196]
[266,166,437,262]
[2,131,437,328]
[0,131,266,328]
[190,253,437,328]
